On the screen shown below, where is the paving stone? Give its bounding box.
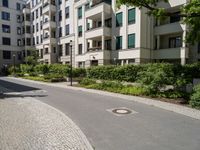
[0,97,93,150]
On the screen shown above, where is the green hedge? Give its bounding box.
[190,85,200,109]
[87,65,144,82]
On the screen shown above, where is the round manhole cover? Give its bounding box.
[112,108,132,115]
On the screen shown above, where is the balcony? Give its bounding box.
[156,0,187,9]
[43,36,56,45]
[154,22,185,35]
[153,47,189,59]
[43,20,56,30]
[43,3,56,15]
[85,26,111,39]
[85,0,111,18]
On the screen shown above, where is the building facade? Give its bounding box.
[0,0,199,70]
[0,0,26,70]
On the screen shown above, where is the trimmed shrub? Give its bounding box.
[87,65,144,82]
[137,63,175,94]
[34,64,49,75]
[20,64,34,74]
[49,64,69,76]
[72,68,86,78]
[87,65,116,80]
[190,85,200,109]
[8,66,20,75]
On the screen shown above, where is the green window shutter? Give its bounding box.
[128,34,135,48]
[116,12,123,27]
[78,7,82,19]
[128,8,135,24]
[116,36,122,50]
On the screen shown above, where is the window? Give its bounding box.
[85,3,90,10]
[36,36,39,44]
[169,36,182,48]
[78,44,82,54]
[59,10,62,21]
[16,3,21,10]
[36,23,39,32]
[65,7,69,18]
[3,0,9,7]
[36,9,38,18]
[116,12,123,27]
[2,12,10,21]
[32,12,34,21]
[65,43,70,55]
[65,24,69,36]
[17,15,21,23]
[59,27,62,37]
[3,51,11,59]
[32,25,35,33]
[40,7,42,15]
[78,7,82,19]
[17,27,21,35]
[128,8,135,24]
[58,0,62,5]
[78,26,82,37]
[128,34,135,48]
[40,21,43,29]
[17,39,21,46]
[116,36,122,50]
[2,37,11,45]
[2,24,10,33]
[33,37,35,45]
[40,35,43,43]
[170,12,181,23]
[26,26,31,33]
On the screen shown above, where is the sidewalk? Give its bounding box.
[0,96,93,150]
[7,77,200,120]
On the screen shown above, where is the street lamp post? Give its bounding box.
[70,40,73,86]
[13,54,16,76]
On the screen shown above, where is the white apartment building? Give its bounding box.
[0,0,199,70]
[0,0,26,70]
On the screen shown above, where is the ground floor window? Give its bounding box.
[3,50,11,59]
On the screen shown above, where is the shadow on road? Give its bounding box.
[0,78,47,99]
[0,78,40,92]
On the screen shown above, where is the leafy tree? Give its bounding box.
[116,0,200,44]
[24,48,39,66]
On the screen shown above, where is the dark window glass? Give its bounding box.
[3,0,9,7]
[65,7,69,18]
[2,37,11,45]
[78,44,82,54]
[65,43,70,55]
[2,24,10,33]
[2,12,10,21]
[65,24,69,35]
[169,36,182,48]
[3,51,11,59]
[16,3,21,10]
[116,12,123,27]
[116,36,122,50]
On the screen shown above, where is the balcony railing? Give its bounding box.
[87,47,102,52]
[85,0,111,11]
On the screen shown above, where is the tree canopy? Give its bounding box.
[117,0,200,44]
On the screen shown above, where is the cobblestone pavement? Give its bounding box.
[0,97,93,150]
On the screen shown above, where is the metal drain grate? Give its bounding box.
[107,107,137,116]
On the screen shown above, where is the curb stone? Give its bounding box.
[6,77,200,120]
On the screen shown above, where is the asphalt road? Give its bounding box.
[0,77,200,150]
